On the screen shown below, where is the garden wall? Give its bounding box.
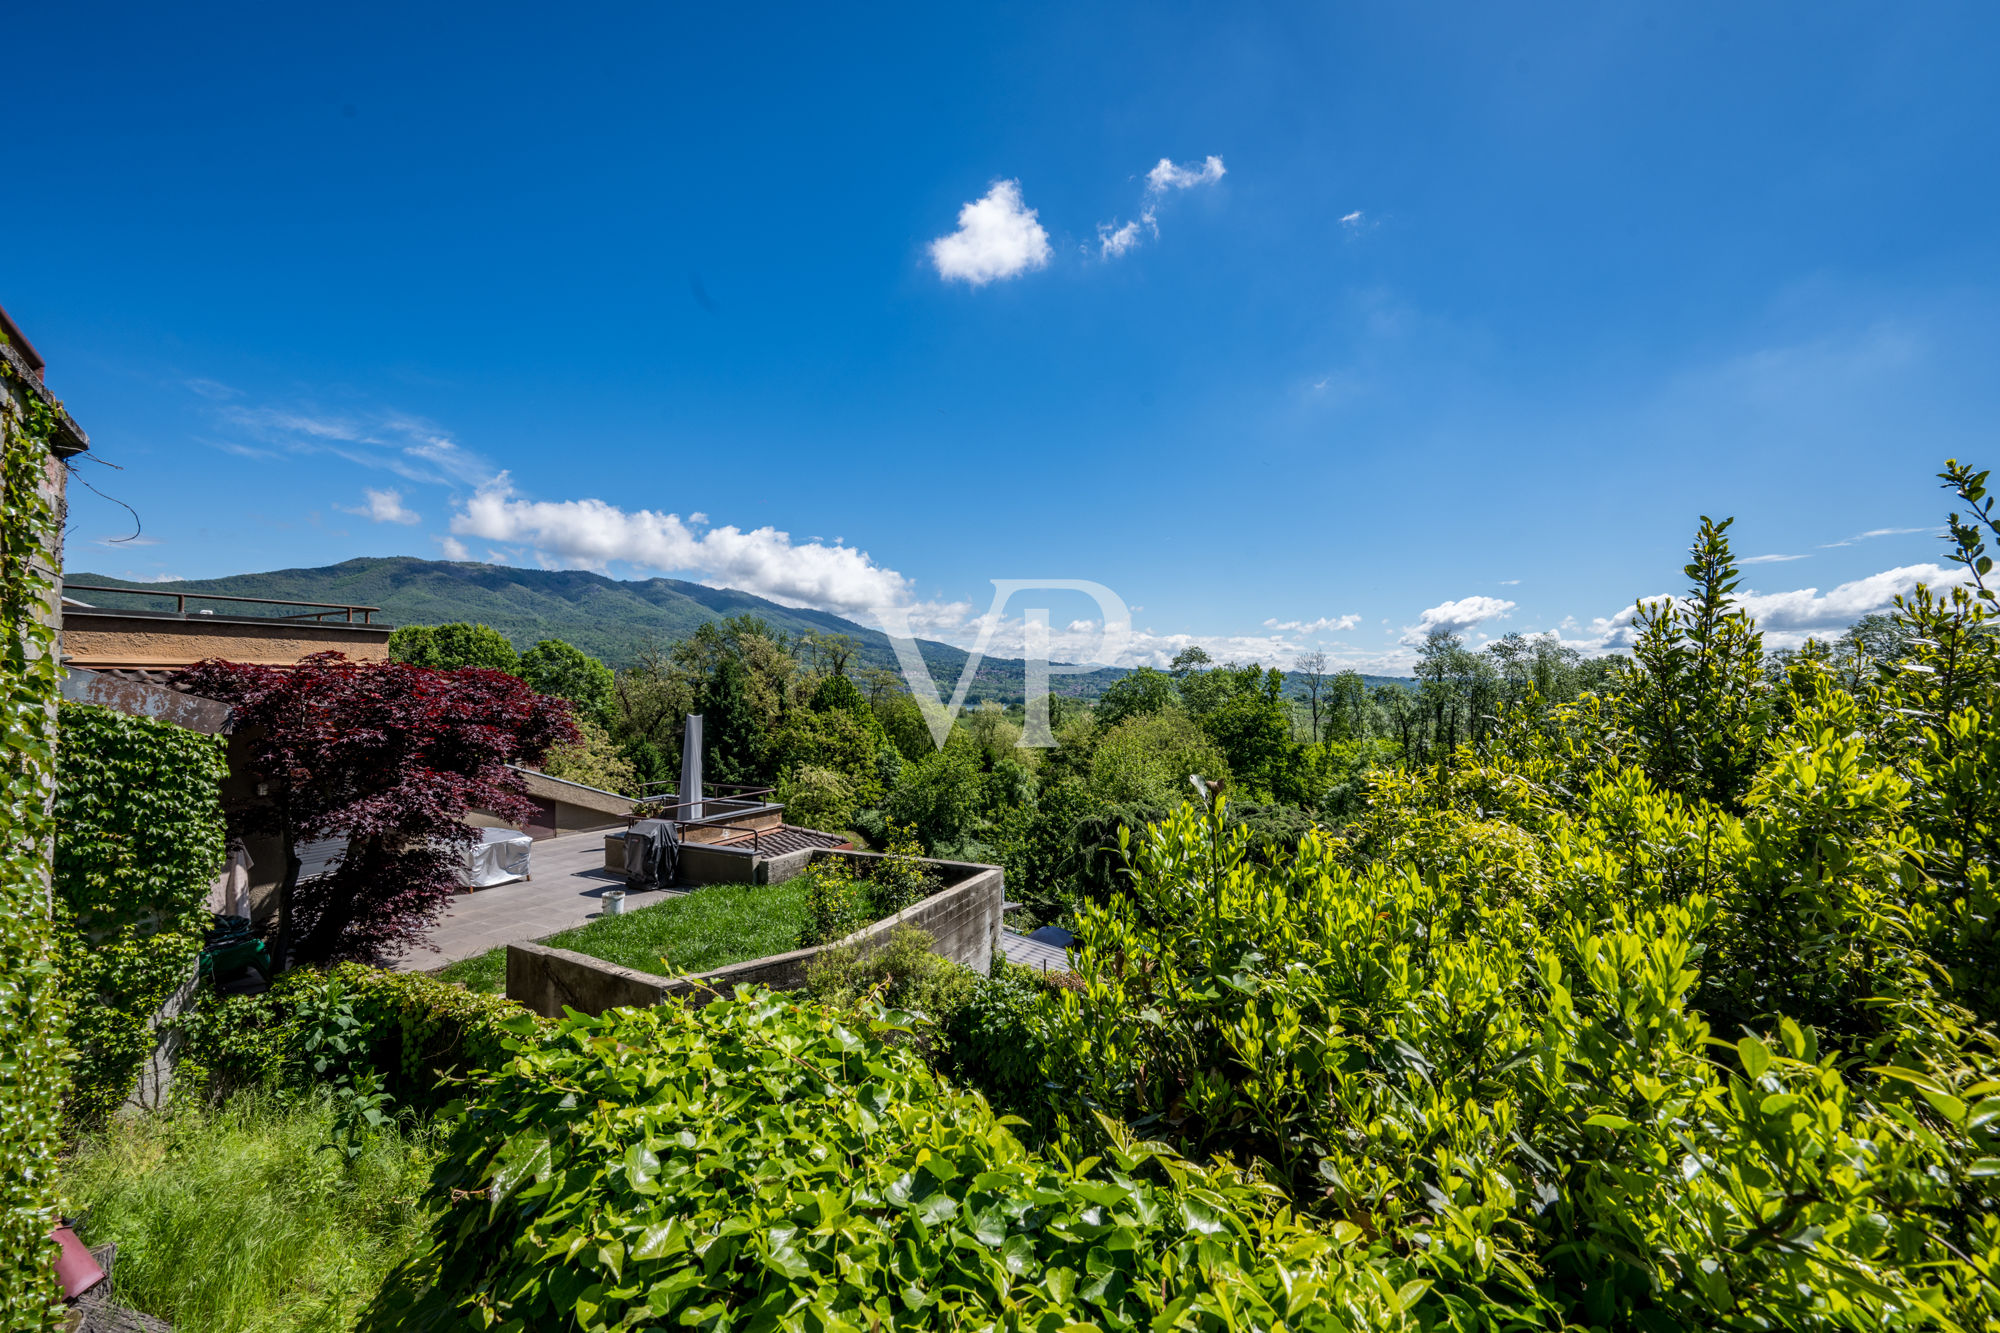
[506,852,1003,1018]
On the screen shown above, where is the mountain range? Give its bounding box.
[65,557,1412,702]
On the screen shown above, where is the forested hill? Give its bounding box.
[65,556,1413,702]
[62,556,1123,704]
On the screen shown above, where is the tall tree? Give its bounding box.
[519,638,615,723]
[386,622,521,673]
[177,653,575,966]
[1294,649,1329,743]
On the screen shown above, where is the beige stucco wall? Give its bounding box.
[59,611,392,670]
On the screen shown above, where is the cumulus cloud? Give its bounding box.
[930,180,1052,286]
[1097,218,1145,259]
[1264,614,1362,633]
[1736,563,1968,637]
[338,487,421,525]
[1099,154,1226,261]
[448,475,915,618]
[1401,595,1517,645]
[1550,561,1972,655]
[435,535,471,561]
[1145,155,1227,193]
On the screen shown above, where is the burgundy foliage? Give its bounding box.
[176,652,579,966]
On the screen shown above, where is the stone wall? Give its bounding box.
[506,852,1003,1018]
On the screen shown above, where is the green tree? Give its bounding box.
[1198,666,1293,797]
[386,622,520,673]
[1617,516,1770,810]
[1089,710,1230,807]
[1095,666,1176,727]
[540,715,639,796]
[885,743,984,850]
[518,638,615,722]
[701,654,765,787]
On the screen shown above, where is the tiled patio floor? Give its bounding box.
[399,828,682,971]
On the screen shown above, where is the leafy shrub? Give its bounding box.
[52,702,228,1128]
[869,824,940,915]
[368,991,1434,1332]
[795,857,867,947]
[173,964,532,1115]
[1040,801,2000,1329]
[796,842,944,948]
[942,960,1055,1116]
[775,764,858,833]
[804,925,976,1054]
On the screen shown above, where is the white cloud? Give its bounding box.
[929,180,1052,286]
[1098,218,1145,259]
[338,487,421,526]
[1145,155,1227,193]
[217,403,493,487]
[1339,210,1364,226]
[1498,579,1521,586]
[435,535,471,561]
[1740,552,1809,565]
[449,475,915,618]
[1263,614,1362,633]
[1099,154,1226,262]
[1550,561,1971,655]
[1819,525,1937,549]
[1401,595,1517,645]
[1736,562,1968,638]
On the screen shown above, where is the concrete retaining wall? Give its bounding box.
[506,852,1003,1018]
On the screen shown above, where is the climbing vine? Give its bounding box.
[52,702,227,1128]
[0,361,65,1331]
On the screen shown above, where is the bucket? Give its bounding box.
[602,890,627,916]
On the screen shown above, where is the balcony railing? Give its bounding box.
[63,584,384,625]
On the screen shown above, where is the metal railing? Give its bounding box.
[63,584,384,625]
[630,785,782,854]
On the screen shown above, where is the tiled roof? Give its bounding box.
[756,825,852,855]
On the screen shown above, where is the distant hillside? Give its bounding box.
[65,557,1411,702]
[62,557,1127,704]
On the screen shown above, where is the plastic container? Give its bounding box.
[602,890,627,916]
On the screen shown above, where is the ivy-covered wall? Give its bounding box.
[53,702,228,1127]
[0,360,65,1329]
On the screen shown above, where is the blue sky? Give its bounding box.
[9,2,1998,670]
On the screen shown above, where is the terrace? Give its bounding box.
[59,583,393,672]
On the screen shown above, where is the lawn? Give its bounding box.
[433,877,813,993]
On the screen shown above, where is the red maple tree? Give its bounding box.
[176,652,579,966]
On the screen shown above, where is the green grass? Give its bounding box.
[60,1092,438,1333]
[434,878,813,994]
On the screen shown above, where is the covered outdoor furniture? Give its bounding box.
[623,818,679,891]
[456,826,532,890]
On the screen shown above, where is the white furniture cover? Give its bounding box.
[457,827,532,889]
